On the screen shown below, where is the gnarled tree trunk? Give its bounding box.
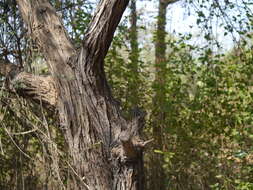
[6,0,149,189]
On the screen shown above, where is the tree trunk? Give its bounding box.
[126,0,141,109]
[150,0,178,189]
[14,0,147,189]
[129,0,138,65]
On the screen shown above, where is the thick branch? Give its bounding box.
[84,0,129,64]
[16,0,75,74]
[13,72,57,106]
[0,58,56,106]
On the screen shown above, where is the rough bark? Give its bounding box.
[14,72,57,106]
[15,0,146,189]
[0,59,57,106]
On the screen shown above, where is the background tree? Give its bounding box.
[149,0,178,189]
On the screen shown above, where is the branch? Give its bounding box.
[16,0,75,75]
[84,0,129,63]
[0,58,19,78]
[162,0,180,6]
[0,58,57,106]
[13,72,57,106]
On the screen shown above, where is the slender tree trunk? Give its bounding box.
[149,1,179,189]
[14,0,148,189]
[149,0,175,189]
[127,0,141,108]
[129,0,138,64]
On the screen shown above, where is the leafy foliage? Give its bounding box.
[0,0,253,189]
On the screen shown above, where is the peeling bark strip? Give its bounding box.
[16,0,145,189]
